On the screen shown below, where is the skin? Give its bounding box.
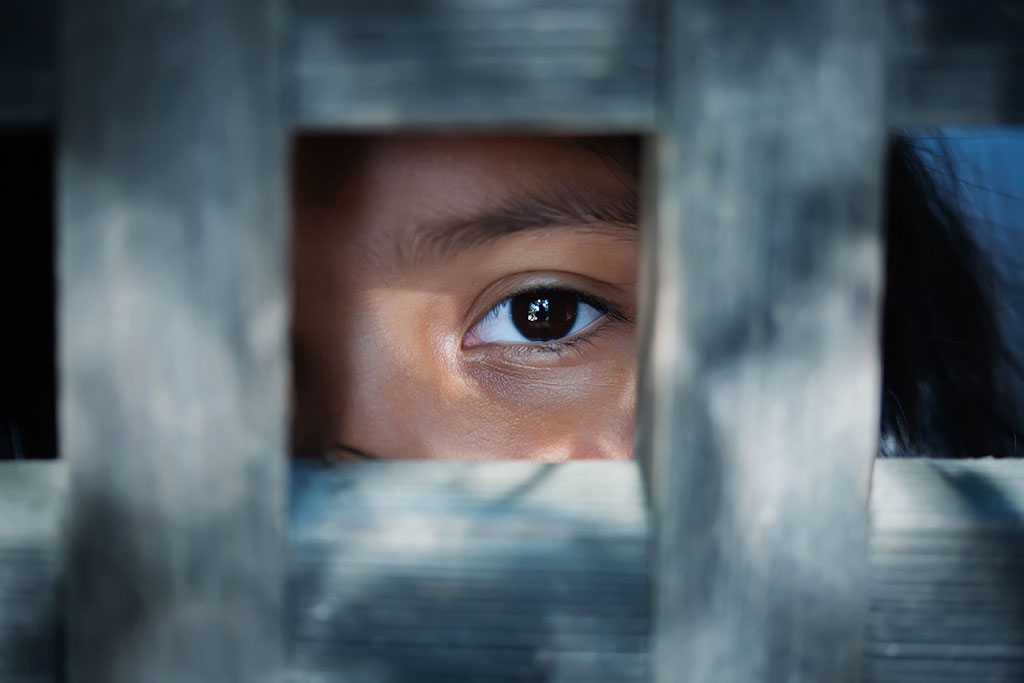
[291,136,638,461]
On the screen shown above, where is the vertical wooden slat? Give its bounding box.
[642,0,887,681]
[59,2,287,681]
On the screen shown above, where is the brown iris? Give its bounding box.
[510,291,578,341]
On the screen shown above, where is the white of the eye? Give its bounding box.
[471,297,604,344]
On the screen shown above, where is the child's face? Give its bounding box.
[291,136,638,461]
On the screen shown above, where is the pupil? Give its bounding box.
[511,291,577,341]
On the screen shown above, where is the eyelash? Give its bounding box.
[471,286,631,354]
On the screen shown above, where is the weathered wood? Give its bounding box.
[643,0,887,681]
[287,0,657,130]
[866,458,1024,682]
[5,0,1019,128]
[58,2,288,682]
[0,463,63,683]
[1,459,1024,680]
[0,0,54,125]
[289,461,650,682]
[887,0,1024,125]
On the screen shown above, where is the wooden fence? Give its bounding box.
[0,0,1022,681]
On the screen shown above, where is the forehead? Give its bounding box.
[292,135,634,245]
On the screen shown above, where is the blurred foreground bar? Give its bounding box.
[2,0,1023,128]
[58,1,288,681]
[289,461,650,682]
[288,0,657,130]
[866,459,1024,682]
[646,0,885,679]
[0,463,62,683]
[2,459,1024,681]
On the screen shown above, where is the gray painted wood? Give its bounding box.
[887,0,1024,125]
[2,459,1024,680]
[288,461,650,682]
[643,1,887,681]
[287,0,657,130]
[0,463,63,683]
[4,0,1021,128]
[866,458,1024,682]
[58,2,288,682]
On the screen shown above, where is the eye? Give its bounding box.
[465,289,606,346]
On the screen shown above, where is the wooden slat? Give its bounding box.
[5,0,1020,129]
[0,463,63,683]
[58,2,288,682]
[1,459,1024,680]
[287,0,657,130]
[866,458,1024,682]
[0,0,54,126]
[643,0,887,681]
[887,0,1024,125]
[288,461,650,682]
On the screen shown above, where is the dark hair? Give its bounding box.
[880,133,1021,457]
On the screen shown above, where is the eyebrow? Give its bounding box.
[399,182,638,266]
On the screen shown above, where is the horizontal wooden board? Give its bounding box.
[887,0,1024,126]
[0,463,63,683]
[866,458,1024,682]
[2,0,1022,128]
[287,0,657,130]
[2,459,1024,680]
[288,461,650,683]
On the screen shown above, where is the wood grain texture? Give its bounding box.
[866,459,1024,682]
[288,461,650,682]
[0,463,63,683]
[1,460,1024,680]
[287,0,657,131]
[642,0,887,681]
[3,0,1022,128]
[58,2,288,682]
[887,0,1024,125]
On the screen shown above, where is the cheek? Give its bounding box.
[334,347,637,461]
[444,355,636,461]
